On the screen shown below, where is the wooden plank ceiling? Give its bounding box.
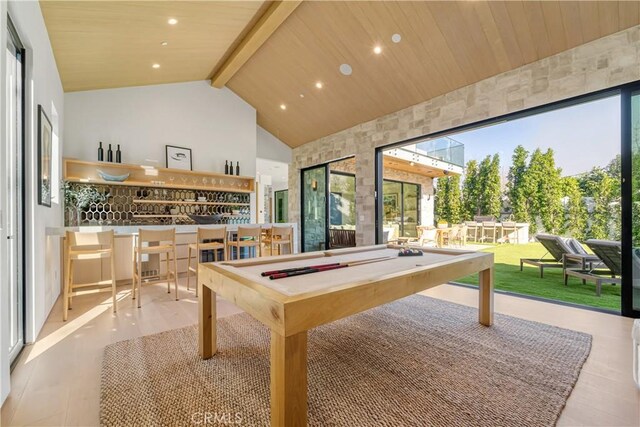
[40,1,269,92]
[226,1,640,147]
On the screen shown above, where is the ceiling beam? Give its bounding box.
[211,0,302,88]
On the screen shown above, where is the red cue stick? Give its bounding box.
[268,256,395,280]
[261,262,341,277]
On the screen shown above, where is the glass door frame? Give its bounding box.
[300,163,330,252]
[382,178,421,239]
[6,16,27,363]
[621,83,640,317]
[375,81,639,317]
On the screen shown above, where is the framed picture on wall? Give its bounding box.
[165,145,192,170]
[37,105,52,207]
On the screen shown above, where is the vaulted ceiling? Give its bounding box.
[227,1,640,147]
[40,1,269,91]
[41,1,640,148]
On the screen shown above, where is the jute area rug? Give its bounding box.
[101,295,591,426]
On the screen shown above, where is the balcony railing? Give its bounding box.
[415,137,465,168]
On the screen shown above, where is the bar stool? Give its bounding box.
[501,221,519,244]
[465,221,479,242]
[227,225,261,260]
[187,226,227,296]
[132,228,178,308]
[270,225,293,255]
[261,226,273,256]
[63,230,116,321]
[480,221,497,243]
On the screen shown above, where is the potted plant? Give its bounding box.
[62,182,108,226]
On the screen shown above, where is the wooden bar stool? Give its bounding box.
[63,230,117,321]
[187,226,227,296]
[132,228,178,308]
[227,225,261,260]
[270,225,293,255]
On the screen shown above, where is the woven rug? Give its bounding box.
[101,295,591,426]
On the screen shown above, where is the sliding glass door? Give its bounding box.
[626,89,640,316]
[382,180,421,241]
[301,165,328,252]
[6,19,25,362]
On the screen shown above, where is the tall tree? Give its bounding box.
[477,154,502,218]
[507,145,530,222]
[446,175,463,224]
[462,160,479,219]
[435,175,463,224]
[560,177,588,240]
[537,149,564,234]
[434,177,449,223]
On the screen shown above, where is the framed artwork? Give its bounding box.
[166,145,192,170]
[37,105,52,207]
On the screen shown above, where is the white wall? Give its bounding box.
[1,0,65,404]
[257,125,291,164]
[64,81,257,175]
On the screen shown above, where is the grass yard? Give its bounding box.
[457,242,621,312]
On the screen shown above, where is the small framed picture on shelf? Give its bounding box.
[37,105,53,207]
[165,145,192,170]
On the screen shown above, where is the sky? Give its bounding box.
[449,95,621,177]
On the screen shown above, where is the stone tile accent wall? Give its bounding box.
[290,27,640,247]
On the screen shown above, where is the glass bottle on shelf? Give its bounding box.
[115,144,122,163]
[98,142,104,161]
[225,161,229,175]
[236,161,240,176]
[107,144,113,162]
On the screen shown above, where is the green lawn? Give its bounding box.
[457,242,621,311]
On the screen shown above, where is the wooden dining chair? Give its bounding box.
[187,226,227,296]
[481,221,497,243]
[227,225,261,260]
[270,226,294,255]
[501,221,518,244]
[63,230,116,321]
[132,228,178,308]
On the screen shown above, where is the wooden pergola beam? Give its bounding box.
[211,0,302,88]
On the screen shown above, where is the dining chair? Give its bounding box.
[227,225,262,259]
[465,221,478,242]
[132,228,178,308]
[187,226,227,296]
[63,230,116,321]
[481,221,497,243]
[501,221,518,244]
[270,225,294,255]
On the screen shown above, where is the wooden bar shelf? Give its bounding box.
[63,158,255,193]
[63,158,254,226]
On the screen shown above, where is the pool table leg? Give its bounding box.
[479,267,494,327]
[199,282,217,359]
[270,330,308,426]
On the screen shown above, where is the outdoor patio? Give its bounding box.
[456,242,621,311]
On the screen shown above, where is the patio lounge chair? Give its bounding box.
[519,234,587,278]
[564,239,621,296]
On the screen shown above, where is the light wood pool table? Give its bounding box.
[198,244,494,426]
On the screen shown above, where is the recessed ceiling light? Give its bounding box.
[339,63,352,76]
[168,18,178,25]
[410,161,415,166]
[391,33,402,43]
[280,104,287,110]
[373,45,382,55]
[299,94,305,98]
[152,63,160,69]
[161,41,168,46]
[315,81,323,89]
